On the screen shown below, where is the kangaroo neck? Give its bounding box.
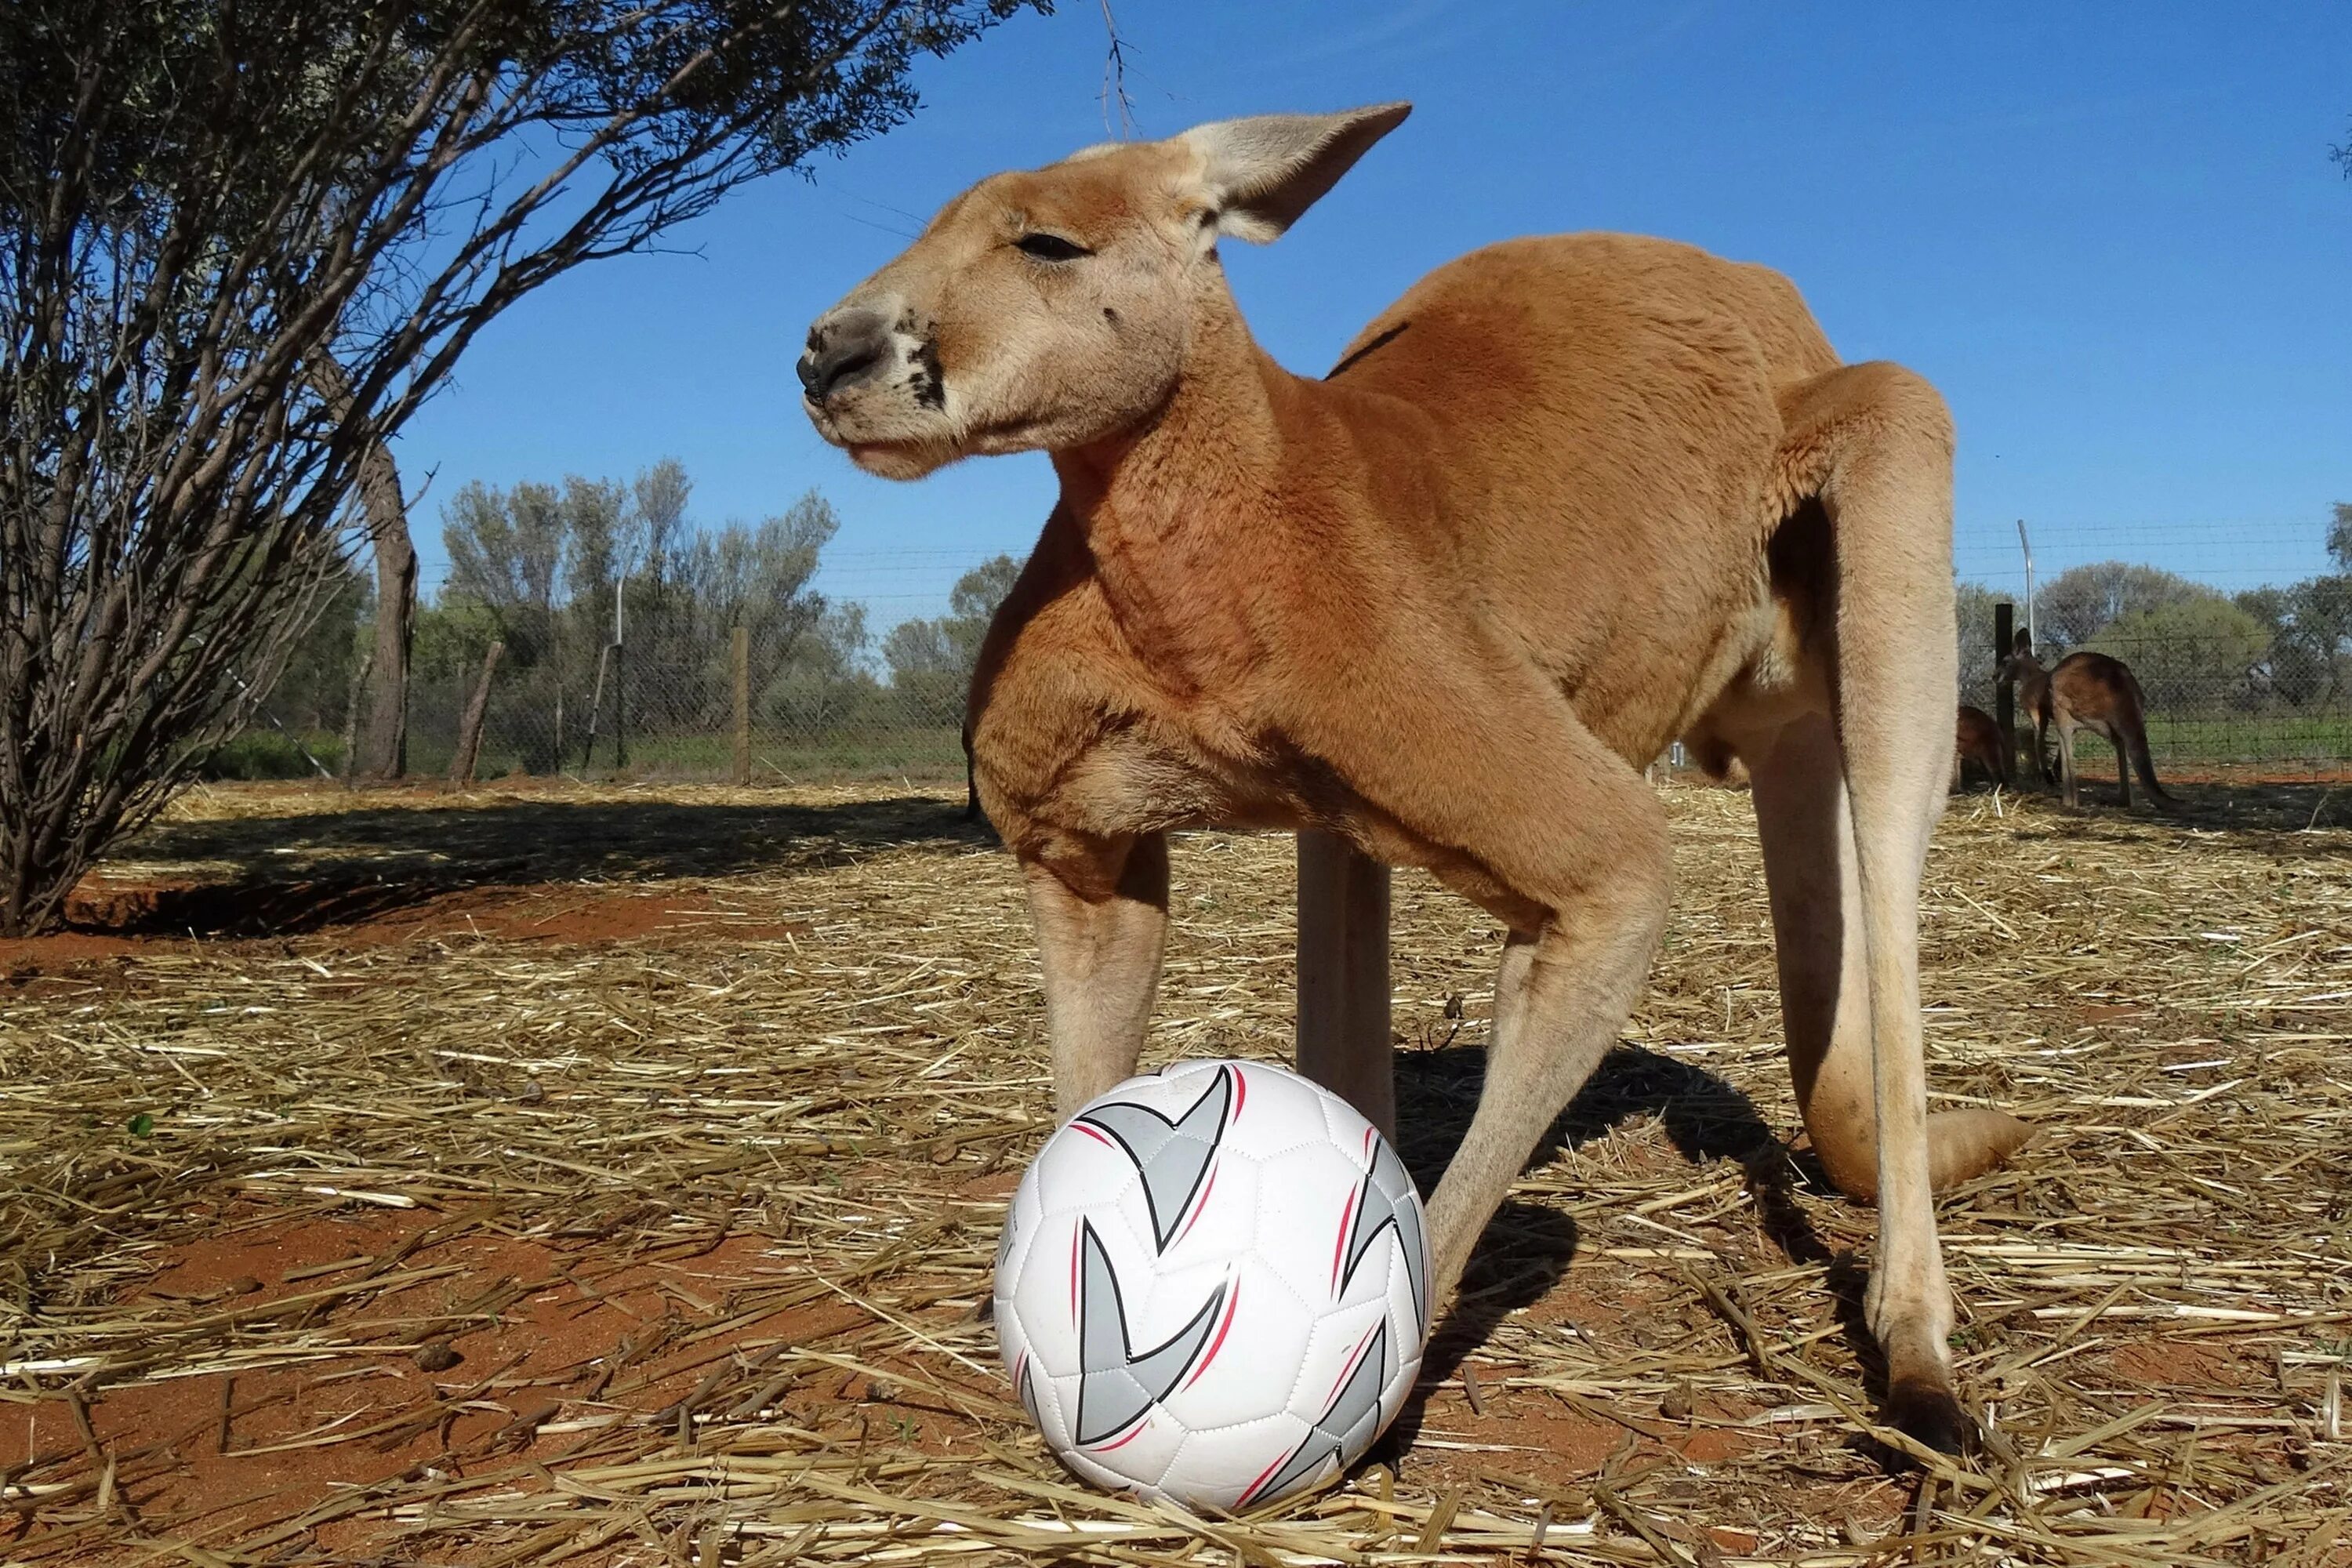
[1050,284,1323,690]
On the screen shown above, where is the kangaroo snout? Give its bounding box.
[797,307,894,404]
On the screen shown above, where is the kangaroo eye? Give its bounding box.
[1015,233,1090,262]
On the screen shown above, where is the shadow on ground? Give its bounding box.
[1958,776,2352,844]
[1377,1039,1926,1470]
[76,793,987,937]
[1388,1041,1842,1390]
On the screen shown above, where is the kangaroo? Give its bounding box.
[2000,633,2172,809]
[1953,704,2012,790]
[798,104,2031,1451]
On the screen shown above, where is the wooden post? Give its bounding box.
[731,625,751,786]
[1296,831,1395,1138]
[582,644,611,769]
[1994,601,2016,765]
[448,641,504,788]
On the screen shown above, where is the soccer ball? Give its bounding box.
[993,1058,1431,1513]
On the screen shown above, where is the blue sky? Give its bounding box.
[394,2,2352,626]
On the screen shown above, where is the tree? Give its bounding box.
[443,481,568,664]
[2087,598,2272,715]
[307,350,422,780]
[949,554,1022,628]
[2226,506,2352,709]
[253,561,369,735]
[880,554,1021,720]
[684,493,840,668]
[0,0,1040,932]
[430,464,840,771]
[1954,579,2005,707]
[2032,561,2223,652]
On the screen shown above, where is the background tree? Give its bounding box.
[2232,503,2352,708]
[2085,597,2273,713]
[2031,561,2224,651]
[307,351,422,780]
[430,463,843,772]
[880,554,1021,721]
[1954,579,2004,707]
[0,0,1040,934]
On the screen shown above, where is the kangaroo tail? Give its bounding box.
[2122,673,2174,803]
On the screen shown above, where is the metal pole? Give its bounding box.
[1994,601,2016,753]
[2016,519,2037,652]
[613,575,627,772]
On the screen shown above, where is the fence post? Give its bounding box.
[449,641,505,788]
[731,625,751,786]
[1994,601,2016,769]
[1296,832,1394,1139]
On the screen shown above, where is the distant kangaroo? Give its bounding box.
[1953,704,2011,790]
[1999,634,2172,809]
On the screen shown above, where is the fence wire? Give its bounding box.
[399,620,967,786]
[1960,622,2352,782]
[222,590,2352,788]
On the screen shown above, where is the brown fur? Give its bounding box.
[2001,635,2172,809]
[1954,703,2013,789]
[800,105,2031,1451]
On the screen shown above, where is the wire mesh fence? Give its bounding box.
[400,621,970,786]
[218,586,2352,789]
[1958,616,2352,783]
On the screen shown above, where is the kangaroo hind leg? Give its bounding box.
[1769,361,2031,1450]
[1747,710,2034,1203]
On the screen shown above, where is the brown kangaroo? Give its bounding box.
[1953,704,2012,790]
[1999,633,2172,809]
[799,104,2031,1451]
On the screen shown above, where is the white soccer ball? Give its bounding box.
[993,1058,1432,1513]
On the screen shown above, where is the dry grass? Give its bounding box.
[1,775,2347,1565]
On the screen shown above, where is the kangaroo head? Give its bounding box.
[797,103,1410,480]
[1997,629,2043,684]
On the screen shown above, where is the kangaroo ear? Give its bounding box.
[2012,630,2032,655]
[1180,103,1410,244]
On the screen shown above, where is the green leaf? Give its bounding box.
[129,1112,154,1137]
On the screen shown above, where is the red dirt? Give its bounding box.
[5,1205,985,1559]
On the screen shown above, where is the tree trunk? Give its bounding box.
[448,641,505,788]
[336,647,373,785]
[353,437,417,780]
[309,351,417,782]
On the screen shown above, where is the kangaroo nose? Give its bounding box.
[797,310,891,401]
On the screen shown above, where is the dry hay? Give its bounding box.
[1,775,2347,1566]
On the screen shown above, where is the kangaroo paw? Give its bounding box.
[1886,1377,1976,1457]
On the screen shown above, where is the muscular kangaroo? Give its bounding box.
[798,104,2031,1450]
